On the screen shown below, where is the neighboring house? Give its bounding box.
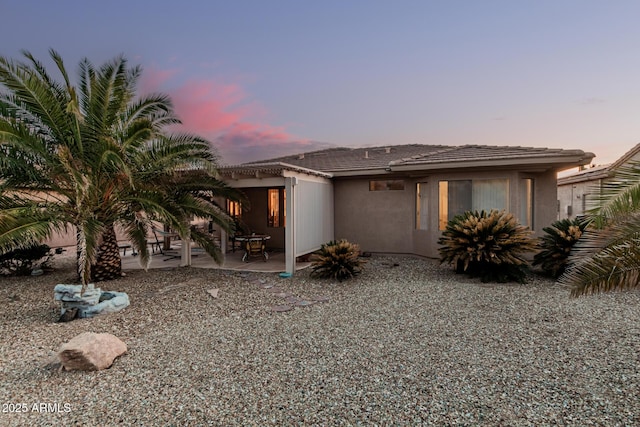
[220,144,594,274]
[557,143,640,220]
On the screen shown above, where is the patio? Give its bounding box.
[119,244,312,274]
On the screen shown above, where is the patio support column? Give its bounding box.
[220,229,227,256]
[285,176,297,274]
[180,227,192,267]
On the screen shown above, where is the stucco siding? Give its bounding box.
[529,170,557,235]
[333,178,413,253]
[334,170,559,259]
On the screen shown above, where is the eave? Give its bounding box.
[388,155,595,173]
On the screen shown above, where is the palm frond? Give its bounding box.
[1,50,243,283]
[560,212,640,296]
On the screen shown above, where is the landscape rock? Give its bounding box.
[54,284,129,319]
[58,332,127,371]
[76,291,130,318]
[57,308,78,323]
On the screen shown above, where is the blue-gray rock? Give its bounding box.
[76,292,130,318]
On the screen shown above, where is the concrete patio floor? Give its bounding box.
[120,245,312,274]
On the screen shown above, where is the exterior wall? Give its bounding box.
[239,187,286,250]
[557,180,601,220]
[532,170,560,233]
[333,177,416,254]
[334,169,559,259]
[558,149,640,220]
[44,225,137,250]
[44,229,77,249]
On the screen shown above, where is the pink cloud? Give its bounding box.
[169,80,249,132]
[139,66,180,95]
[140,66,316,164]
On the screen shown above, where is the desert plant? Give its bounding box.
[438,209,536,283]
[560,161,640,296]
[0,49,244,287]
[0,244,52,276]
[310,239,365,281]
[533,217,588,278]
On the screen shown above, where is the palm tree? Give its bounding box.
[0,49,243,287]
[559,162,640,296]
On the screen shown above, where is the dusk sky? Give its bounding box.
[3,1,640,166]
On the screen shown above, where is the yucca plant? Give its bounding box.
[533,217,588,278]
[438,209,536,283]
[310,239,365,282]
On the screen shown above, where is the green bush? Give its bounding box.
[438,210,536,283]
[533,217,588,278]
[310,239,365,281]
[0,244,53,276]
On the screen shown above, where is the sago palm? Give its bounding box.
[0,49,243,287]
[533,217,588,278]
[438,209,536,283]
[560,162,640,296]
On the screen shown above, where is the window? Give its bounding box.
[439,179,509,230]
[416,183,428,230]
[268,188,285,227]
[369,180,405,191]
[519,178,534,228]
[227,200,242,218]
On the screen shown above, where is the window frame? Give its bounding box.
[369,179,405,191]
[438,178,510,230]
[267,188,286,228]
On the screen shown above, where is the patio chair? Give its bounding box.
[229,217,251,253]
[149,227,164,254]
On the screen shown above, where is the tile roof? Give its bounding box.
[242,145,447,172]
[391,145,589,166]
[557,164,610,185]
[240,144,594,174]
[558,142,640,185]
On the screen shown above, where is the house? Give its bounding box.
[557,143,640,220]
[219,144,594,274]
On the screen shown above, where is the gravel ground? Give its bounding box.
[0,253,639,426]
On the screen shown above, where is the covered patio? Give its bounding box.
[120,247,313,273]
[214,162,335,275]
[114,162,334,275]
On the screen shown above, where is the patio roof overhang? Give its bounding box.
[219,162,333,180]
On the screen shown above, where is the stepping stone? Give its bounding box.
[207,288,219,298]
[274,292,293,298]
[285,296,302,304]
[294,300,315,307]
[271,305,293,312]
[259,283,274,289]
[312,296,330,303]
[157,283,189,294]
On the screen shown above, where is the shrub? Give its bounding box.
[310,239,365,281]
[438,210,536,283]
[0,244,53,276]
[533,217,588,278]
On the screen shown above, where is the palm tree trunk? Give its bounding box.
[90,225,122,282]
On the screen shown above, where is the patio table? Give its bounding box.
[235,234,271,262]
